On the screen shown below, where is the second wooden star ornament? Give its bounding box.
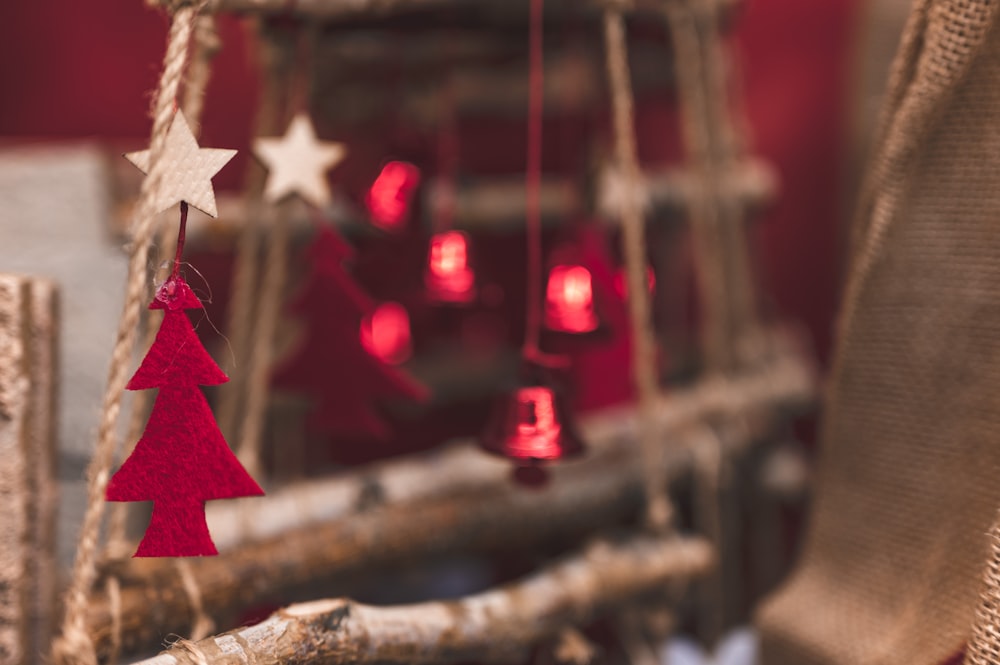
[254,113,346,207]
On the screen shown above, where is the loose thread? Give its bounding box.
[52,7,199,665]
[602,7,670,531]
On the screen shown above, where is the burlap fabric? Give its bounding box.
[967,512,1000,664]
[756,1,1000,663]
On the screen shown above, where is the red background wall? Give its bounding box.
[0,0,860,451]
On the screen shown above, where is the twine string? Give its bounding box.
[52,6,201,665]
[662,0,758,372]
[215,22,297,445]
[234,24,307,475]
[522,0,545,362]
[175,558,216,640]
[602,5,670,530]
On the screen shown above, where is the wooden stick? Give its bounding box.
[25,280,59,665]
[0,276,34,665]
[86,342,813,658]
[132,533,714,665]
[0,275,59,665]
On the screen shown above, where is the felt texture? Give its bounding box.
[107,276,264,557]
[127,296,229,390]
[273,226,429,441]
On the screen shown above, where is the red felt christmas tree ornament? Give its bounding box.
[106,203,264,557]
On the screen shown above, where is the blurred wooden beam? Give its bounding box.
[422,159,777,231]
[595,158,779,223]
[134,533,713,665]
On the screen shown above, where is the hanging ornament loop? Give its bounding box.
[172,201,189,280]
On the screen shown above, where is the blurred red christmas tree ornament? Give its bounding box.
[273,225,429,440]
[106,212,264,557]
[425,230,476,304]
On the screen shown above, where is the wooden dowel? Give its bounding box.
[132,533,714,665]
[0,274,60,665]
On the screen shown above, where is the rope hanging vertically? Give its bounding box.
[53,6,202,664]
[522,0,545,362]
[602,4,670,530]
[234,22,319,476]
[215,20,296,446]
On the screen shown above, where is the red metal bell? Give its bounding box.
[366,161,421,232]
[480,380,585,466]
[425,230,476,304]
[545,263,599,334]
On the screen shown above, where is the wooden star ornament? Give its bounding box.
[124,111,236,218]
[253,113,346,208]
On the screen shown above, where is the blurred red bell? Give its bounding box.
[366,161,421,232]
[480,379,584,466]
[425,230,476,304]
[545,264,599,334]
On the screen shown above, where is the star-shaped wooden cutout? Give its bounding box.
[124,111,236,218]
[253,113,346,208]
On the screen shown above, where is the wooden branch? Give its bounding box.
[420,160,777,232]
[88,340,813,658]
[111,158,776,244]
[133,533,713,665]
[0,274,59,665]
[25,280,59,664]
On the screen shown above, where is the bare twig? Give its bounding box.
[132,534,713,665]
